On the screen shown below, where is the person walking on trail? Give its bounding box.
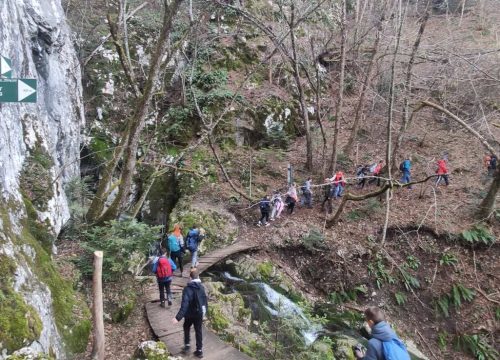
[354,307,411,360]
[488,154,497,177]
[185,226,205,268]
[270,190,284,221]
[399,157,412,189]
[172,269,208,359]
[152,247,177,307]
[321,183,334,214]
[356,165,370,189]
[435,158,449,186]
[301,177,313,208]
[285,183,298,214]
[484,153,491,174]
[327,171,346,199]
[168,223,185,276]
[368,160,383,187]
[257,195,271,226]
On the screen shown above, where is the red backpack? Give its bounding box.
[156,256,173,278]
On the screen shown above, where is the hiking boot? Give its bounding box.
[194,350,203,358]
[168,300,172,306]
[264,223,270,226]
[160,301,165,308]
[182,344,190,353]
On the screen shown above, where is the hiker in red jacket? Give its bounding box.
[435,158,449,186]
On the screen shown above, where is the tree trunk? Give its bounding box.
[391,11,429,169]
[290,4,313,171]
[91,251,104,360]
[328,0,347,174]
[381,0,406,244]
[97,0,184,223]
[478,168,500,220]
[344,13,384,157]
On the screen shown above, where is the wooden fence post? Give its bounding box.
[91,251,105,360]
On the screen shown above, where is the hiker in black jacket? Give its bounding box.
[172,269,208,358]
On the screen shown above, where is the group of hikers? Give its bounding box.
[255,153,485,224]
[151,224,208,358]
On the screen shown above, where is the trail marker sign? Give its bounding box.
[0,79,37,103]
[0,56,12,78]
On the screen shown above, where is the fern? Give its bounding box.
[400,268,420,291]
[394,292,407,306]
[461,225,496,247]
[454,334,499,360]
[440,252,458,266]
[436,296,450,317]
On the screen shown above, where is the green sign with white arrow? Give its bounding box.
[0,56,13,78]
[0,79,37,103]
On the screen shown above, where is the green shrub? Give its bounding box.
[79,220,162,281]
[301,228,326,251]
[461,224,496,247]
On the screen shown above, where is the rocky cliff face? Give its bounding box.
[0,0,86,358]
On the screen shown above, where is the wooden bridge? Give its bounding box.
[145,241,257,359]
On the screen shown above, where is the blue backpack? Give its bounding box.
[382,338,411,360]
[186,229,200,252]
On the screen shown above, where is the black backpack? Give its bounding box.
[192,286,207,317]
[490,156,497,169]
[399,162,405,172]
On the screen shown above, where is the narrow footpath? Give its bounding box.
[145,241,258,359]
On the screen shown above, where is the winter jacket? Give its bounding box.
[175,279,208,320]
[287,187,298,202]
[362,321,401,360]
[333,172,346,187]
[259,198,271,212]
[167,234,183,253]
[373,163,382,175]
[155,256,177,282]
[436,160,448,175]
[401,159,411,173]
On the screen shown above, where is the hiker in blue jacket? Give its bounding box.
[354,307,410,360]
[185,226,205,269]
[399,157,412,189]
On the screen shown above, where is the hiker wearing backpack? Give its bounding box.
[354,307,411,360]
[168,223,185,276]
[171,269,208,359]
[270,190,284,221]
[285,183,298,214]
[152,247,177,307]
[257,195,271,226]
[356,165,370,189]
[368,160,383,187]
[399,157,412,189]
[435,158,449,186]
[321,183,334,214]
[301,178,313,208]
[186,226,205,268]
[488,154,497,177]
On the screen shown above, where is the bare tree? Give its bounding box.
[328,0,347,174]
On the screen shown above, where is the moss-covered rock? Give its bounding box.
[134,340,169,360]
[207,303,230,332]
[111,297,136,323]
[5,347,55,359]
[169,200,238,253]
[332,334,357,360]
[0,255,43,353]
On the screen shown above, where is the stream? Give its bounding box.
[204,267,428,360]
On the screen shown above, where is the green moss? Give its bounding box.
[207,304,230,332]
[6,353,54,360]
[257,261,273,281]
[134,341,170,360]
[111,297,136,323]
[89,136,112,163]
[27,231,91,353]
[0,255,43,352]
[23,196,54,253]
[19,142,54,212]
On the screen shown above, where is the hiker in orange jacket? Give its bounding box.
[435,158,449,186]
[326,171,346,199]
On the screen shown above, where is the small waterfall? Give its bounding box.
[253,283,321,345]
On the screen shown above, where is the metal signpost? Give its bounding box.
[0,79,37,103]
[0,56,37,103]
